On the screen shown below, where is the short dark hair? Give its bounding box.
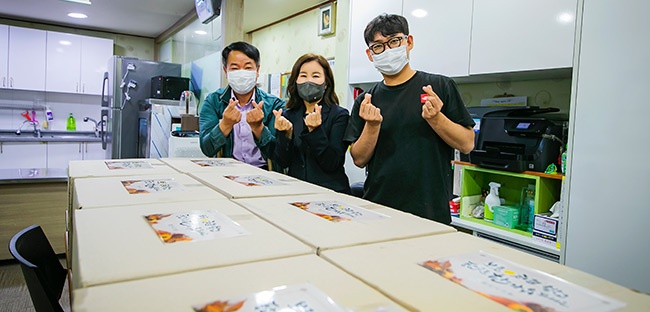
[363,14,409,45]
[221,41,260,68]
[286,54,339,110]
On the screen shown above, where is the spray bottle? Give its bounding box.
[484,182,502,222]
[44,106,54,129]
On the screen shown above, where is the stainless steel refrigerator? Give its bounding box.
[100,56,182,159]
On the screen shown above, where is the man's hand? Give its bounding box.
[304,104,322,132]
[421,85,443,121]
[359,94,382,126]
[221,98,242,129]
[246,100,265,134]
[273,109,293,132]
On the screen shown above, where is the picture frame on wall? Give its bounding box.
[318,3,336,36]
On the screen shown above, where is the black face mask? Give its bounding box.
[296,81,326,103]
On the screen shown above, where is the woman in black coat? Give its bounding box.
[272,53,351,194]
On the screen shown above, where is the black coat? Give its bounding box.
[273,103,351,194]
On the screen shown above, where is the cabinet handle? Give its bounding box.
[76,83,79,93]
[79,143,82,153]
[2,77,5,87]
[82,84,85,93]
[9,77,13,88]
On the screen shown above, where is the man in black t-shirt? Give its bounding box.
[344,14,475,224]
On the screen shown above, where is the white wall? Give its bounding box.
[251,7,337,74]
[563,0,650,293]
[249,0,367,183]
[0,91,100,132]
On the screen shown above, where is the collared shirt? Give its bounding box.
[231,91,266,168]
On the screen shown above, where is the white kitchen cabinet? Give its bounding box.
[0,25,8,88]
[0,142,47,169]
[46,31,82,94]
[403,0,472,78]
[80,36,113,95]
[348,0,403,84]
[469,0,578,75]
[46,32,113,95]
[47,142,83,169]
[7,26,47,91]
[83,142,106,160]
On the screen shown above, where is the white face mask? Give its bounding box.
[372,45,409,76]
[227,69,257,94]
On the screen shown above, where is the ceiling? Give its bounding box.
[0,0,326,38]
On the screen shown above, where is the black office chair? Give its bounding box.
[9,225,67,312]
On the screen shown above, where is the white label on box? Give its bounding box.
[534,215,558,235]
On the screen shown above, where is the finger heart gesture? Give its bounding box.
[304,104,322,132]
[246,100,265,127]
[273,109,293,132]
[421,85,443,120]
[359,94,382,126]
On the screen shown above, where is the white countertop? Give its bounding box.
[0,168,67,183]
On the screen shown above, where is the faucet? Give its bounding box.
[16,120,41,138]
[83,117,102,137]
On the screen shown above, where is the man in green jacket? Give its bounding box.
[199,42,285,170]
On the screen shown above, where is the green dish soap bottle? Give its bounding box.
[66,113,76,131]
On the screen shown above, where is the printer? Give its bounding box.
[469,107,567,173]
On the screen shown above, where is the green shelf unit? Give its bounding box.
[459,166,562,236]
[458,215,533,237]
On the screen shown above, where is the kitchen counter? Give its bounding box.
[0,130,100,143]
[0,168,68,184]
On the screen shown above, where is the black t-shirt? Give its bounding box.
[344,71,475,224]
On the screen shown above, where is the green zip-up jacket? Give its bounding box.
[199,86,285,170]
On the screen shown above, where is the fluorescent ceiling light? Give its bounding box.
[194,30,208,35]
[61,0,92,4]
[67,12,88,19]
[411,9,428,18]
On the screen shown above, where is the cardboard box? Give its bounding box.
[532,214,559,243]
[180,114,199,131]
[493,205,520,229]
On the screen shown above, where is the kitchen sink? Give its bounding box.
[0,131,100,142]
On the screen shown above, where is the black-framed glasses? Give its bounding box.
[369,35,408,55]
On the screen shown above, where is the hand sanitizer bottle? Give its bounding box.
[484,182,501,222]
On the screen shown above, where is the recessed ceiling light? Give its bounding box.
[194,30,208,35]
[557,12,574,24]
[67,12,88,19]
[411,9,428,18]
[61,0,92,5]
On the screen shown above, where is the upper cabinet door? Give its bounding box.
[46,31,82,93]
[80,36,113,95]
[470,0,578,75]
[404,0,473,77]
[8,26,47,91]
[0,25,8,89]
[348,0,403,84]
